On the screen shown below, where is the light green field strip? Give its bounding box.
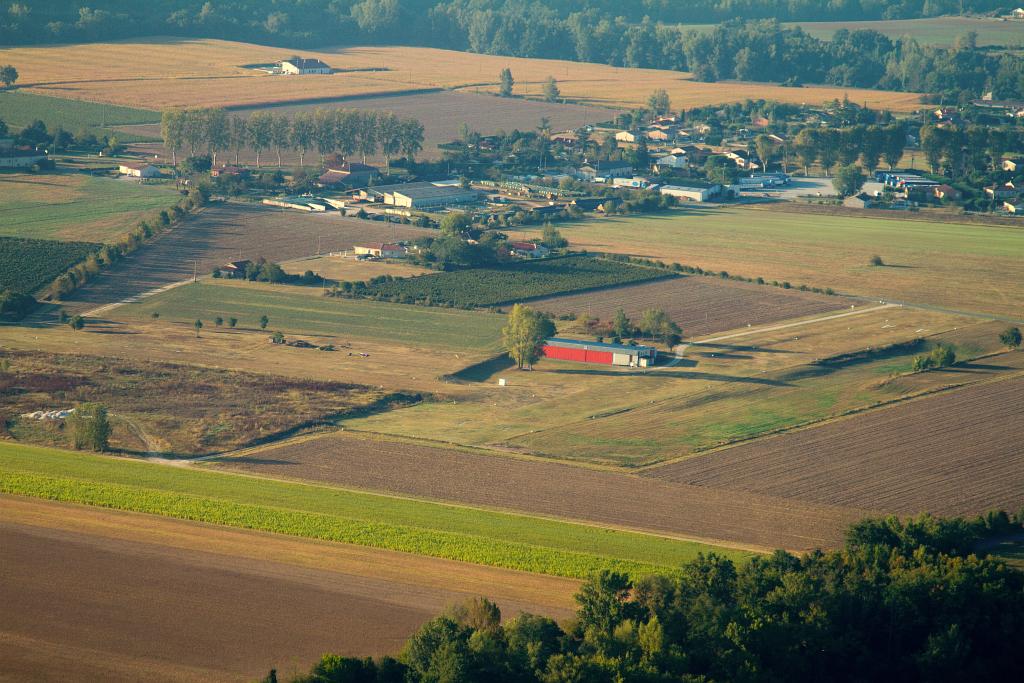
[119,281,506,353]
[0,443,752,578]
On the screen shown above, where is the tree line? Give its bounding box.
[160,107,424,172]
[263,509,1024,682]
[3,4,1022,102]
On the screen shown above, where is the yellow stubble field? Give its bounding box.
[0,38,927,112]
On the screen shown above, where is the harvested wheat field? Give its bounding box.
[645,371,1024,516]
[530,276,852,338]
[0,495,576,683]
[0,38,926,112]
[213,431,869,552]
[59,203,431,313]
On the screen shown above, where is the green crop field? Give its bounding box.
[0,443,751,577]
[534,208,1024,319]
[0,235,99,294]
[0,173,179,242]
[0,91,160,141]
[359,254,673,307]
[121,280,507,352]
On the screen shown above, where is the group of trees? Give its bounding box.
[68,402,110,451]
[0,64,16,88]
[160,107,424,171]
[610,308,681,346]
[790,123,907,176]
[0,117,121,157]
[270,509,1024,682]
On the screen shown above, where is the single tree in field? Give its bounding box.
[999,327,1022,350]
[193,319,203,337]
[150,312,160,320]
[832,164,865,197]
[502,304,555,370]
[612,308,632,340]
[869,255,884,267]
[0,64,18,88]
[259,315,269,330]
[228,317,238,328]
[214,316,223,327]
[499,68,514,97]
[69,315,84,331]
[647,89,671,116]
[69,402,111,452]
[543,76,560,102]
[271,330,285,344]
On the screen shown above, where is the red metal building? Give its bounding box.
[542,338,657,367]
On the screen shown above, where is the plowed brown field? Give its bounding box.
[645,373,1024,516]
[530,276,852,337]
[0,495,576,682]
[213,432,869,552]
[60,203,431,313]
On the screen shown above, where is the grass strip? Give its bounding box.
[0,443,751,573]
[0,470,667,579]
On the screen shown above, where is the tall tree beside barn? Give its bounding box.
[399,118,424,163]
[378,111,402,175]
[502,304,554,370]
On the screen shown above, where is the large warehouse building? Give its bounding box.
[542,338,658,367]
[374,182,480,209]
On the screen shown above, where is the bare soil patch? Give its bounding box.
[645,372,1024,516]
[0,349,388,456]
[58,202,432,313]
[0,495,575,682]
[530,276,852,338]
[213,431,869,552]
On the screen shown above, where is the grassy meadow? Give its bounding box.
[0,38,926,112]
[528,207,1024,319]
[346,306,1003,466]
[0,91,160,140]
[0,173,179,242]
[0,443,752,576]
[788,17,1024,47]
[121,280,507,353]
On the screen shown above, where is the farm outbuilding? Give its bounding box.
[542,338,657,367]
[280,57,332,75]
[118,162,161,178]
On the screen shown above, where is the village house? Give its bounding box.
[353,243,408,258]
[550,131,579,146]
[724,150,759,171]
[1012,8,1024,19]
[843,193,876,209]
[118,161,161,178]
[222,260,252,277]
[318,160,378,188]
[508,241,550,259]
[0,137,47,168]
[570,197,605,211]
[653,152,688,172]
[210,165,249,178]
[614,131,640,144]
[577,160,633,181]
[1002,158,1023,173]
[280,57,332,75]
[646,128,675,142]
[932,184,961,201]
[1005,200,1024,214]
[985,182,1019,200]
[660,184,720,202]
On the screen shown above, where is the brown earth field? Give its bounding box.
[211,431,870,552]
[528,276,853,338]
[0,495,577,683]
[57,202,432,313]
[123,90,621,161]
[644,371,1024,517]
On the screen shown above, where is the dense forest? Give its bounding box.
[2,2,1023,101]
[271,512,1024,682]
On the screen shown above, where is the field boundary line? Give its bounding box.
[81,278,194,318]
[639,364,1024,473]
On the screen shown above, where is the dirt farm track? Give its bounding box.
[646,373,1024,516]
[0,496,576,683]
[529,276,852,338]
[213,431,868,552]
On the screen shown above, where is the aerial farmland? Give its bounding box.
[2,2,1024,680]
